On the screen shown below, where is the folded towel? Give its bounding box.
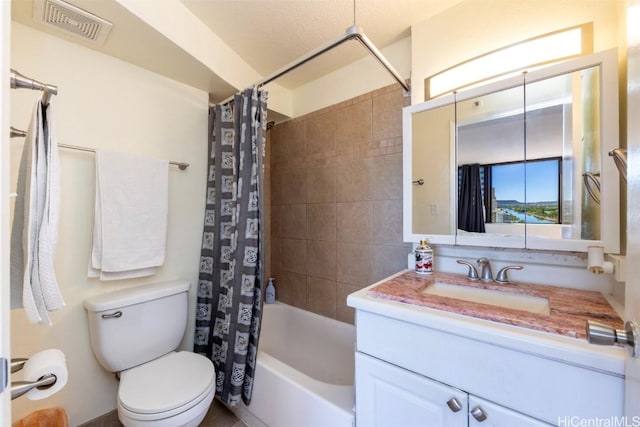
[10,101,64,325]
[89,150,169,280]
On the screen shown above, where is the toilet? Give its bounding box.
[84,280,216,427]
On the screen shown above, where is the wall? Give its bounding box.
[411,0,622,105]
[1,1,11,425]
[9,23,208,425]
[269,84,411,323]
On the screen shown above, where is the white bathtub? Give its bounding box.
[230,302,356,427]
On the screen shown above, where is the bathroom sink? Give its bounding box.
[421,281,550,315]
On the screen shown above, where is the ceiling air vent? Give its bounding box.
[33,0,113,45]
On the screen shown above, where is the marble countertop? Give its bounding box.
[367,270,623,340]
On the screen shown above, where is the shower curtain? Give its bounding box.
[194,87,268,406]
[458,163,486,233]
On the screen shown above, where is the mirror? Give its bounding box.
[405,94,456,244]
[403,49,620,253]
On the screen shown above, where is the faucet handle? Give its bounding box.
[495,265,523,283]
[456,260,480,281]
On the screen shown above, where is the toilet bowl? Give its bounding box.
[83,281,216,426]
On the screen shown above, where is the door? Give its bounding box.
[626,0,640,419]
[355,352,467,427]
[0,0,12,425]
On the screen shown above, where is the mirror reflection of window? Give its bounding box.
[457,158,561,227]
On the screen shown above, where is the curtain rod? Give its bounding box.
[215,25,410,106]
[10,69,58,106]
[9,127,189,170]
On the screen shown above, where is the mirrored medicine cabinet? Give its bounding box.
[402,48,620,253]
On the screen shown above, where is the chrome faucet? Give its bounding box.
[477,258,493,282]
[456,260,479,281]
[495,265,524,283]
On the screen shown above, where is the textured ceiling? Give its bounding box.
[181,0,463,88]
[11,0,462,96]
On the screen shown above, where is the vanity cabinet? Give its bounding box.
[356,352,551,426]
[348,280,625,427]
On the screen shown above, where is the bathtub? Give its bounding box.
[230,302,355,427]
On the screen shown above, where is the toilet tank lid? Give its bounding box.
[83,280,190,312]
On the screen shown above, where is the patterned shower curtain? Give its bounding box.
[194,87,268,406]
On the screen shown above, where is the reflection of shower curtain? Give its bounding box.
[194,87,268,406]
[458,164,486,233]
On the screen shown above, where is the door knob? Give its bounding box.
[470,406,488,422]
[586,320,639,357]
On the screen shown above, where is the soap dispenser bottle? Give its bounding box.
[415,239,433,274]
[265,278,276,303]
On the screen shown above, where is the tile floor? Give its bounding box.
[76,399,245,427]
[199,399,246,427]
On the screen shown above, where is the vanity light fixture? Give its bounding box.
[425,23,593,100]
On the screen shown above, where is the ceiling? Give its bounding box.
[11,0,462,101]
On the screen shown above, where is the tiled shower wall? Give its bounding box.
[268,84,412,323]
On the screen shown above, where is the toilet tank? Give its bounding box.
[83,280,191,372]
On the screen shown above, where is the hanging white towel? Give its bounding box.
[10,101,64,325]
[89,150,169,280]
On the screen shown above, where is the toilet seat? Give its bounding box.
[118,351,215,421]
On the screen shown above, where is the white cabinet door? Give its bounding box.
[468,396,552,427]
[356,352,467,427]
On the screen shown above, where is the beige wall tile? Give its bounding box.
[281,238,306,274]
[281,204,307,239]
[336,158,372,202]
[336,99,372,157]
[372,244,412,282]
[372,88,409,142]
[268,83,408,321]
[274,167,307,205]
[307,277,337,318]
[307,163,337,203]
[271,204,282,238]
[372,153,403,200]
[337,282,363,324]
[306,110,336,161]
[373,199,404,245]
[307,203,336,241]
[276,271,307,309]
[270,237,281,278]
[271,119,306,166]
[337,201,372,243]
[336,242,372,286]
[306,240,336,280]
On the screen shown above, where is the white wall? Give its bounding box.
[411,0,622,105]
[1,1,11,425]
[9,23,208,425]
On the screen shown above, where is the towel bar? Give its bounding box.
[9,127,189,170]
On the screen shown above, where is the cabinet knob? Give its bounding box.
[446,397,463,412]
[470,406,487,422]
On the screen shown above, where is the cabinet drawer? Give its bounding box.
[356,310,622,424]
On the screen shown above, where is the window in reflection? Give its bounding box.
[458,157,561,227]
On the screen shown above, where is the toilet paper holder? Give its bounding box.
[10,357,58,400]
